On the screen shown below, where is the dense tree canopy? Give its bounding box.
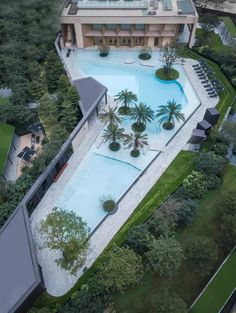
[153,288,187,313]
[147,236,184,279]
[39,207,89,275]
[97,247,144,292]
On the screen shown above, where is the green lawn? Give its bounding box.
[190,249,236,313]
[0,123,15,175]
[0,97,9,105]
[115,165,236,312]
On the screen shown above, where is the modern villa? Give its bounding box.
[60,0,198,48]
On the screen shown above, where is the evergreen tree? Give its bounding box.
[61,99,78,133]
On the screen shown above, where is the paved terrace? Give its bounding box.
[30,58,218,296]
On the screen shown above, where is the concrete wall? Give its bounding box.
[72,121,89,151]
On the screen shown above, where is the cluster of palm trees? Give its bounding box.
[99,106,148,157]
[98,89,185,157]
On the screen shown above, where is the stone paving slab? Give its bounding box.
[30,58,219,296]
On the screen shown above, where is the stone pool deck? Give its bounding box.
[30,58,219,296]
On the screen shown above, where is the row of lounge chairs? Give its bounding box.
[192,60,224,98]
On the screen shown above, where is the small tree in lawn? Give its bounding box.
[97,246,144,292]
[38,207,89,275]
[186,235,218,277]
[102,123,125,151]
[98,106,122,126]
[159,42,184,77]
[146,236,184,279]
[130,102,154,132]
[221,120,236,148]
[124,132,148,157]
[114,89,138,115]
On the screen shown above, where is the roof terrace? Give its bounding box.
[62,0,197,16]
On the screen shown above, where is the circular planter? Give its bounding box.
[109,142,120,151]
[155,68,179,81]
[163,122,174,130]
[132,122,146,132]
[99,52,109,57]
[130,149,140,157]
[103,200,117,214]
[139,53,151,60]
[118,106,131,115]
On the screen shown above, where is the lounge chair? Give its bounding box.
[199,76,207,80]
[193,64,200,68]
[210,94,217,98]
[201,80,209,84]
[208,91,217,96]
[203,84,211,88]
[206,87,215,92]
[196,70,204,74]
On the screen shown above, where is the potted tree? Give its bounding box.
[156,100,185,130]
[139,46,152,60]
[98,44,111,57]
[130,102,154,132]
[102,123,125,151]
[100,195,117,214]
[98,106,122,126]
[114,89,138,115]
[124,132,148,157]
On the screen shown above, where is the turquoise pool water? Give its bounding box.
[55,153,140,231]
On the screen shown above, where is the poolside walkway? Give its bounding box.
[30,58,219,296]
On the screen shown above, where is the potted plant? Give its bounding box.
[138,46,152,60]
[98,44,111,57]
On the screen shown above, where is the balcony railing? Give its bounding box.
[76,0,149,9]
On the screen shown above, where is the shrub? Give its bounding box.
[174,198,197,226]
[100,195,116,213]
[147,237,184,279]
[153,288,187,313]
[218,190,236,215]
[139,46,152,60]
[185,236,218,276]
[183,170,208,199]
[109,142,120,151]
[127,224,154,254]
[147,212,175,238]
[212,142,228,156]
[220,213,236,249]
[206,175,221,190]
[194,151,225,176]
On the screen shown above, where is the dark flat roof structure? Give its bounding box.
[18,146,35,162]
[188,128,206,144]
[197,119,213,135]
[0,206,44,313]
[73,77,108,116]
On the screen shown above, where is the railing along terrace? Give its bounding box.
[76,0,149,9]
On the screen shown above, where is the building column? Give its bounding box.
[74,23,84,48]
[188,19,198,48]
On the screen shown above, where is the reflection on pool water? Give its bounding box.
[57,49,200,231]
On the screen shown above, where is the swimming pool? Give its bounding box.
[55,152,140,231]
[57,49,200,231]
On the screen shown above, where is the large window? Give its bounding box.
[107,24,116,31]
[92,24,103,30]
[135,24,145,30]
[121,24,132,30]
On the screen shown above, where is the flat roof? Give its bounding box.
[177,0,195,14]
[0,206,43,313]
[73,77,107,115]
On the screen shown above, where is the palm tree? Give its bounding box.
[102,123,125,151]
[114,89,138,115]
[156,100,185,130]
[123,132,148,157]
[130,102,154,132]
[98,106,122,126]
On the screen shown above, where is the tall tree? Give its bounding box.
[147,236,184,279]
[124,132,148,156]
[153,288,187,313]
[61,99,79,133]
[98,106,122,126]
[130,102,154,132]
[156,100,185,130]
[102,123,125,151]
[97,247,143,292]
[38,207,89,275]
[114,89,138,115]
[186,236,218,276]
[160,43,184,76]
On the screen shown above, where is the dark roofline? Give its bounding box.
[73,76,108,116]
[0,206,44,313]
